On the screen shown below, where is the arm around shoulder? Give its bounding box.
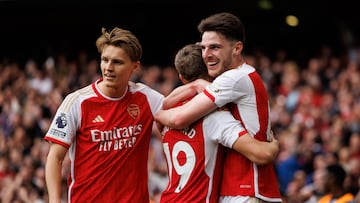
[162,79,210,110]
[155,92,216,129]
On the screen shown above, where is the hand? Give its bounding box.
[268,130,279,160]
[155,120,164,134]
[194,78,210,93]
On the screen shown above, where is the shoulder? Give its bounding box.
[215,64,250,81]
[242,63,256,70]
[227,63,255,75]
[128,81,145,89]
[59,84,96,111]
[129,81,164,98]
[64,84,94,102]
[204,109,233,124]
[128,81,151,92]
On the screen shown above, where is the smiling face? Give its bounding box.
[99,45,139,98]
[200,31,243,78]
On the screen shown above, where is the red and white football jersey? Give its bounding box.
[44,79,164,203]
[204,63,282,202]
[160,108,245,203]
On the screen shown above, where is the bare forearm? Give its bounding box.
[46,156,63,203]
[45,144,67,203]
[162,79,209,110]
[155,93,216,129]
[232,133,279,165]
[162,84,198,110]
[155,108,190,129]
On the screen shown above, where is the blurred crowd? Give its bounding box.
[0,44,360,203]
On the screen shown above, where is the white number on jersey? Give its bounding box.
[163,141,195,193]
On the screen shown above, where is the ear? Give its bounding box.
[132,61,141,72]
[234,41,243,54]
[179,74,187,84]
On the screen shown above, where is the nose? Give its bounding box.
[202,48,209,59]
[202,48,212,61]
[103,61,114,71]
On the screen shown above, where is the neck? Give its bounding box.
[98,81,127,98]
[230,57,245,69]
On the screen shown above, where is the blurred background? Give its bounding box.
[0,0,360,203]
[1,0,359,66]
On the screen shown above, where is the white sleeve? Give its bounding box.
[45,91,82,147]
[134,82,164,115]
[205,69,249,107]
[202,109,247,148]
[147,89,164,115]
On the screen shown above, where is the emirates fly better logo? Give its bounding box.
[127,104,140,119]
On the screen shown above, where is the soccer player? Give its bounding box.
[160,43,279,202]
[155,13,282,202]
[44,27,164,202]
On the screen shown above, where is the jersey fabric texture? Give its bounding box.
[204,63,282,202]
[160,107,246,203]
[44,79,164,203]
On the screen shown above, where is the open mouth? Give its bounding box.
[206,61,219,68]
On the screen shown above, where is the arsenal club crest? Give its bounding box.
[127,104,140,119]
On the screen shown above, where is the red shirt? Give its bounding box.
[204,63,282,202]
[160,106,244,202]
[45,79,164,203]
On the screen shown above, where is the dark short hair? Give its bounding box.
[197,12,245,43]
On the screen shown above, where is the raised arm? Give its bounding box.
[155,92,217,129]
[162,83,198,110]
[162,79,210,110]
